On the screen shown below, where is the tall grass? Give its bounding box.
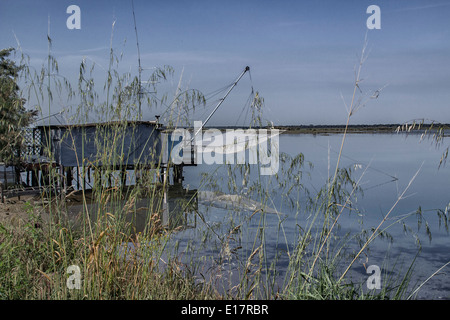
[1,32,448,300]
[1,23,212,300]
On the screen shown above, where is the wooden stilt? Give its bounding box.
[0,182,3,203]
[83,166,86,191]
[66,167,73,189]
[121,167,127,191]
[31,167,38,187]
[173,164,184,184]
[0,166,4,203]
[76,166,80,190]
[59,164,66,200]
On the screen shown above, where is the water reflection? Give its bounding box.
[161,183,197,231]
[64,133,450,299]
[65,183,198,233]
[179,133,450,299]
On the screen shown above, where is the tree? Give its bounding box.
[0,47,35,166]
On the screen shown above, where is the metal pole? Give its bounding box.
[192,66,250,141]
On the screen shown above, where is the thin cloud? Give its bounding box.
[394,2,450,12]
[277,21,307,28]
[139,51,247,65]
[77,46,110,54]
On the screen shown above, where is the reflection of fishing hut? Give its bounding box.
[161,183,197,231]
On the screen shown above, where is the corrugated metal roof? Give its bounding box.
[35,120,159,128]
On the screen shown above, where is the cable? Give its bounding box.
[235,89,254,126]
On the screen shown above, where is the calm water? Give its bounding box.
[170,132,450,299]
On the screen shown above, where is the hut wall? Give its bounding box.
[39,122,162,168]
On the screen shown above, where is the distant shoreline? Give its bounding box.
[199,124,450,135]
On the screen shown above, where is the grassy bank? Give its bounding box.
[0,193,215,299]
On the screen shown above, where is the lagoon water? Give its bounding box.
[172,132,450,299]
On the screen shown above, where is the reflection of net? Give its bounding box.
[198,190,280,215]
[202,132,280,155]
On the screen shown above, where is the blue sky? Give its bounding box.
[1,0,450,126]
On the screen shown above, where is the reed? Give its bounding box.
[1,32,448,300]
